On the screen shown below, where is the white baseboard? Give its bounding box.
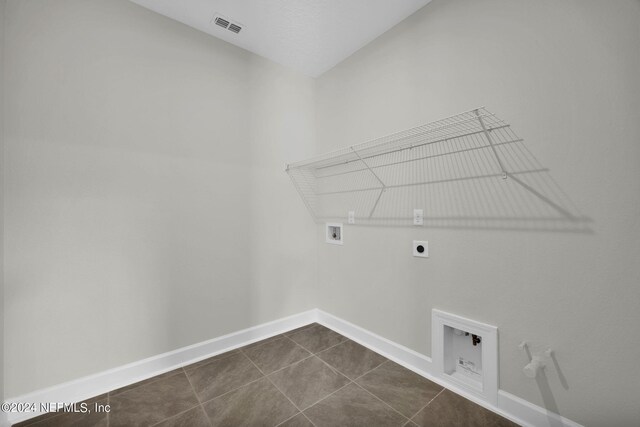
[498,390,583,427]
[3,310,317,426]
[3,308,582,427]
[315,309,583,427]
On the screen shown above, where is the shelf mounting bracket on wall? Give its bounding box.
[475,109,508,179]
[351,146,387,218]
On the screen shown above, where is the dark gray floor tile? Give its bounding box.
[110,368,184,397]
[277,413,314,427]
[109,372,199,427]
[317,339,387,380]
[243,337,311,374]
[202,377,298,426]
[356,361,443,418]
[153,406,210,427]
[268,356,350,409]
[185,353,263,403]
[18,399,109,427]
[183,350,241,372]
[412,389,518,427]
[282,323,318,337]
[304,383,407,427]
[13,413,58,427]
[287,325,347,353]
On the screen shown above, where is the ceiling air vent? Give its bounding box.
[214,16,229,29]
[212,14,242,34]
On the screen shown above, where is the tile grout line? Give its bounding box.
[244,334,314,371]
[262,353,316,376]
[287,334,349,356]
[182,367,214,427]
[307,352,415,426]
[274,412,303,427]
[181,349,240,373]
[240,341,333,427]
[108,368,184,399]
[265,376,308,418]
[282,323,320,338]
[344,357,444,425]
[353,359,390,381]
[241,336,365,427]
[147,403,203,427]
[197,374,267,407]
[281,334,316,354]
[351,381,412,424]
[312,354,350,378]
[184,350,270,409]
[286,347,394,423]
[239,350,316,426]
[310,336,351,356]
[299,380,354,412]
[325,356,390,384]
[407,387,446,423]
[182,368,204,406]
[300,412,318,427]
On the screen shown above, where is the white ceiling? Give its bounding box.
[129,0,431,77]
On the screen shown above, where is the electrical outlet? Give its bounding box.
[413,209,423,226]
[413,240,428,258]
[348,211,355,224]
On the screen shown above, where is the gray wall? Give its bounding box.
[3,0,316,397]
[0,0,5,407]
[315,0,640,425]
[3,0,640,425]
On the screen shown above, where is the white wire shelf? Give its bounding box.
[287,108,589,231]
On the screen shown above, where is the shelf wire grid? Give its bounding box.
[286,108,590,231]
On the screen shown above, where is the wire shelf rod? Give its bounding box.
[312,124,511,171]
[475,109,508,179]
[288,107,498,169]
[315,139,523,180]
[315,168,549,196]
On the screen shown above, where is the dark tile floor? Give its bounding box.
[15,323,519,427]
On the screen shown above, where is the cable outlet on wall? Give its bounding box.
[413,240,428,258]
[413,209,424,226]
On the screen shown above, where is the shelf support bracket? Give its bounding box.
[475,109,508,179]
[351,147,387,188]
[369,188,385,219]
[351,146,387,219]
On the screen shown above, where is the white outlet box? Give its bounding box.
[348,211,355,224]
[432,309,498,405]
[326,223,343,245]
[413,240,428,257]
[413,209,424,226]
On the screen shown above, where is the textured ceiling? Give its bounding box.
[129,0,431,77]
